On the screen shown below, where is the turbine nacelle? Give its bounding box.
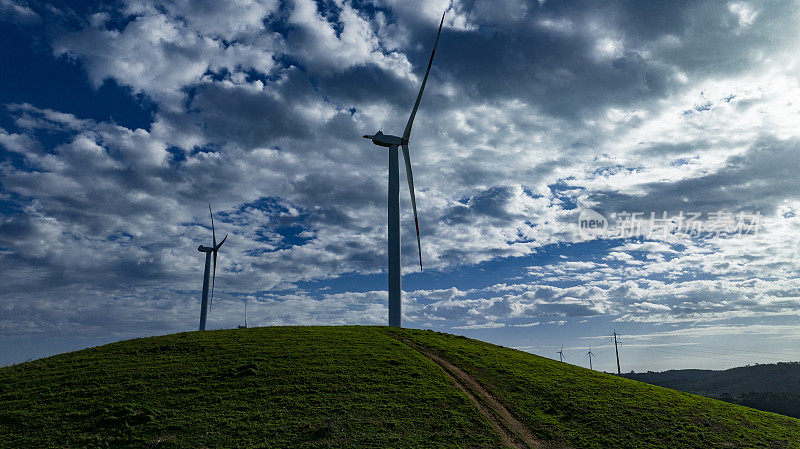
[363,130,403,148]
[198,236,226,253]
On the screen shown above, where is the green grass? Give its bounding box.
[1,326,799,448]
[388,328,800,449]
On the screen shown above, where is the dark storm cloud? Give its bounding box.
[591,137,800,216]
[633,140,713,157]
[442,186,528,224]
[187,77,315,148]
[400,0,800,119]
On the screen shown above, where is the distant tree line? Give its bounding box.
[622,362,800,418]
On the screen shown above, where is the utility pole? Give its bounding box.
[587,347,594,370]
[558,345,564,362]
[613,330,621,375]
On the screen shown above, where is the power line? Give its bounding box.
[610,341,798,358]
[682,347,790,361]
[534,337,798,368]
[635,346,751,364]
[695,344,800,358]
[627,345,795,362]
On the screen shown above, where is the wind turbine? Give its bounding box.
[363,10,446,328]
[587,347,595,370]
[238,298,248,329]
[197,204,228,331]
[558,345,564,362]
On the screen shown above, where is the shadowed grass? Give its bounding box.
[0,326,503,448]
[2,326,799,448]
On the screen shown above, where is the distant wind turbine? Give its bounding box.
[363,10,446,328]
[197,204,228,331]
[587,347,595,370]
[558,345,564,362]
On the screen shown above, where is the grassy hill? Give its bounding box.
[1,326,798,448]
[623,363,800,419]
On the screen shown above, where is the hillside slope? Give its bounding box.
[623,363,800,396]
[0,326,798,448]
[623,363,800,418]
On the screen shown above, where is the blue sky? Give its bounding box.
[3,0,800,372]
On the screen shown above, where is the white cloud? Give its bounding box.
[4,0,800,346]
[729,2,759,28]
[0,0,39,23]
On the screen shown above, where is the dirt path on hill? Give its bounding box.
[394,338,547,449]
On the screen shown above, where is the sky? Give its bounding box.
[2,0,800,372]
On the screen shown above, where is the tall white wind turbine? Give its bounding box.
[363,10,446,328]
[198,204,228,331]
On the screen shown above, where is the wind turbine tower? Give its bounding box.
[363,10,446,327]
[558,345,564,362]
[197,205,228,331]
[238,298,248,329]
[613,330,621,375]
[587,347,595,370]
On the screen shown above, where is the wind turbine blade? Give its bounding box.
[209,204,217,248]
[215,234,228,251]
[210,250,217,310]
[402,10,446,143]
[402,144,422,271]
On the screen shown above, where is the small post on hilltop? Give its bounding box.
[613,330,621,375]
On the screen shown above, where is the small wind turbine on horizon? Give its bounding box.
[197,205,228,331]
[363,10,446,328]
[558,345,564,362]
[587,347,595,370]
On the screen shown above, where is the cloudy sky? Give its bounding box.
[3,0,800,371]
